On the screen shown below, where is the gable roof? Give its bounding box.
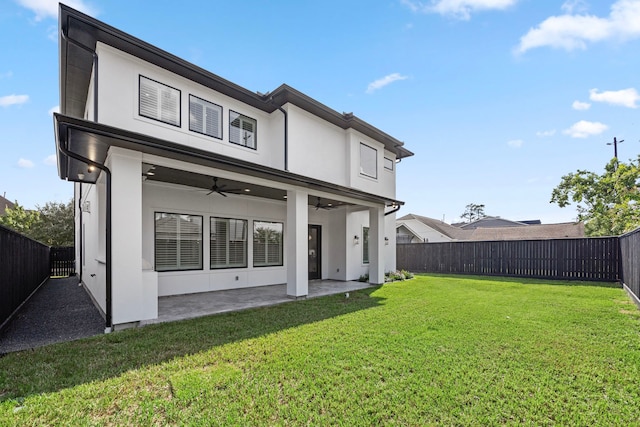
[458,216,529,230]
[397,213,471,240]
[0,195,15,216]
[58,4,413,160]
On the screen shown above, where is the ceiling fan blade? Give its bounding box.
[206,190,214,195]
[217,190,228,197]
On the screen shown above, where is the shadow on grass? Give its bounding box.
[416,273,622,289]
[0,287,385,402]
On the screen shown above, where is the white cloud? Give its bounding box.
[563,120,608,138]
[0,94,29,107]
[18,158,35,169]
[400,0,518,20]
[516,0,640,54]
[572,100,591,110]
[589,87,640,108]
[561,0,588,14]
[16,0,96,21]
[48,105,59,116]
[536,129,556,137]
[43,154,57,165]
[507,139,524,148]
[366,73,408,94]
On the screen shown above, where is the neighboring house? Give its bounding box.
[397,214,584,242]
[0,194,15,216]
[53,5,413,329]
[396,214,469,243]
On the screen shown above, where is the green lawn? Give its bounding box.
[1,274,640,425]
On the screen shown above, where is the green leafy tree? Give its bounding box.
[0,202,40,235]
[461,203,486,223]
[0,199,74,246]
[29,200,75,246]
[550,157,640,236]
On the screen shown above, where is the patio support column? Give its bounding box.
[286,189,308,298]
[369,206,385,284]
[105,147,156,325]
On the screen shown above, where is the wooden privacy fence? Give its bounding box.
[397,237,621,282]
[619,229,640,301]
[50,246,75,277]
[0,224,50,328]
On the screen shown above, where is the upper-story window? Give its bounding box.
[229,110,257,149]
[384,157,394,171]
[139,75,181,127]
[189,95,222,139]
[360,143,377,179]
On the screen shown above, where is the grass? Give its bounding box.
[1,274,640,425]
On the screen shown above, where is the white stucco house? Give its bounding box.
[53,5,413,330]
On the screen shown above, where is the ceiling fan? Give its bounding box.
[206,177,241,197]
[314,197,337,210]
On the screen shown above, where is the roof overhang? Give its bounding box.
[54,113,404,208]
[59,4,413,160]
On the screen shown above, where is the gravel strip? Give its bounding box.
[0,276,104,354]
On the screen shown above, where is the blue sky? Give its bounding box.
[2,0,640,224]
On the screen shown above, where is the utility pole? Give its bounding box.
[607,137,624,159]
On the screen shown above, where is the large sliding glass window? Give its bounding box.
[253,221,283,267]
[210,217,248,269]
[154,212,202,271]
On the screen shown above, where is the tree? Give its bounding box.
[0,199,74,246]
[550,157,640,236]
[461,203,486,223]
[0,203,40,235]
[29,200,75,246]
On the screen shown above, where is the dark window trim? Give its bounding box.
[139,75,182,128]
[209,216,248,270]
[252,220,284,268]
[384,156,394,171]
[362,226,370,265]
[189,94,223,140]
[360,142,378,179]
[229,109,257,151]
[154,211,203,272]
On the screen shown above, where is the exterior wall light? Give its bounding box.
[354,235,360,245]
[385,237,389,245]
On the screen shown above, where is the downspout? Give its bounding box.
[78,182,83,284]
[60,23,110,330]
[385,204,401,216]
[272,98,288,172]
[58,135,112,332]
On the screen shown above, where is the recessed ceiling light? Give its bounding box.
[244,188,250,192]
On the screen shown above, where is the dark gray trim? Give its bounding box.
[58,4,413,160]
[53,114,404,208]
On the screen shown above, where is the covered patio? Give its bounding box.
[140,280,375,326]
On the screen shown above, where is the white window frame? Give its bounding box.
[360,143,377,179]
[139,75,181,127]
[154,212,202,272]
[189,95,223,139]
[384,157,394,171]
[229,110,257,149]
[253,221,283,267]
[210,217,248,269]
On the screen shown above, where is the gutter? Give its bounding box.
[385,204,402,216]
[58,132,112,333]
[59,23,112,332]
[276,105,288,172]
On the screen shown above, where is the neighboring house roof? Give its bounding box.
[458,216,530,230]
[0,195,15,216]
[467,222,585,240]
[398,214,585,242]
[397,213,471,241]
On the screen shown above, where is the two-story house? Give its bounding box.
[54,5,413,330]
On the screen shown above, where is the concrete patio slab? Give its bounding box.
[140,280,375,326]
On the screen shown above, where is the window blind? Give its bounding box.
[139,76,180,126]
[155,213,202,271]
[253,221,283,267]
[190,95,222,139]
[230,111,256,149]
[210,217,247,269]
[360,143,377,178]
